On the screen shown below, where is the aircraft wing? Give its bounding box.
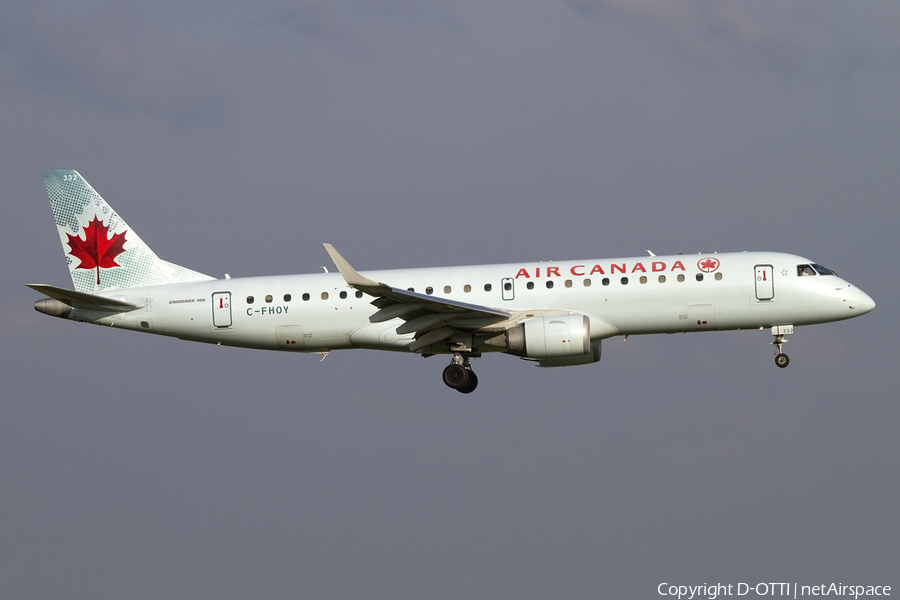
[27,283,145,311]
[324,244,511,352]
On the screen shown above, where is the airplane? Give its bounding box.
[29,169,875,393]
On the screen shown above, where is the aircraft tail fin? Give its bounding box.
[41,169,214,292]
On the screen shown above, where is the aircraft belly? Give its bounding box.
[597,297,694,335]
[269,322,354,351]
[349,321,416,351]
[271,309,366,351]
[686,303,718,331]
[301,328,352,351]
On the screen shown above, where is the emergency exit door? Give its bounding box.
[754,265,774,301]
[212,292,232,328]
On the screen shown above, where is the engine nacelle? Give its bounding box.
[502,314,602,367]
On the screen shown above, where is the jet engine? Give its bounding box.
[490,314,602,367]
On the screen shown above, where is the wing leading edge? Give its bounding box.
[323,244,511,352]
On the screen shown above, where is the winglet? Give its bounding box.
[322,243,382,288]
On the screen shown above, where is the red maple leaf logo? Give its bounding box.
[66,216,127,285]
[698,257,720,273]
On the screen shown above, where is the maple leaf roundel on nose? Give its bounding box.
[66,216,128,285]
[698,257,720,273]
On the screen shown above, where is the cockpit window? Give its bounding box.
[811,263,836,276]
[797,264,817,276]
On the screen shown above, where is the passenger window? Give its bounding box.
[639,276,647,284]
[658,275,666,283]
[564,279,573,288]
[340,291,347,299]
[484,283,492,292]
[696,274,704,282]
[247,296,254,304]
[284,294,292,302]
[620,277,628,285]
[356,290,363,298]
[425,286,433,295]
[715,273,722,281]
[444,286,451,294]
[265,294,273,303]
[602,278,610,286]
[677,274,685,282]
[546,281,554,289]
[464,285,472,293]
[407,288,415,292]
[321,292,329,300]
[527,281,534,290]
[584,279,591,287]
[302,293,310,301]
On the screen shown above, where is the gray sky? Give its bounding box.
[1,1,898,598]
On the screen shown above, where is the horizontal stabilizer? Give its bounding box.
[27,283,144,311]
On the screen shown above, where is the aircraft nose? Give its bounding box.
[857,289,876,314]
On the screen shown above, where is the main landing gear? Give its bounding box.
[442,353,479,394]
[770,325,793,369]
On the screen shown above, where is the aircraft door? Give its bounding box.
[212,292,232,328]
[501,278,515,301]
[754,265,774,301]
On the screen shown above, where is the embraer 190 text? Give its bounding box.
[30,170,875,393]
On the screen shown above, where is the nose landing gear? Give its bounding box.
[770,325,793,368]
[442,353,479,393]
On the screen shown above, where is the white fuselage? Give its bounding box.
[71,251,874,356]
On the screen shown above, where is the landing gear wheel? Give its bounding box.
[457,371,478,394]
[770,330,792,369]
[442,364,471,389]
